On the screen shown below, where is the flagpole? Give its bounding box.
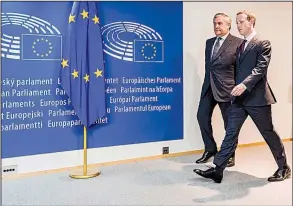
[69,126,101,179]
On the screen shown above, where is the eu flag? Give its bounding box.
[134,40,164,62]
[60,1,106,128]
[22,34,62,60]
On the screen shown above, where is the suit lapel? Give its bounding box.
[210,34,232,64]
[211,38,231,63]
[239,34,259,63]
[236,46,241,66]
[207,38,216,63]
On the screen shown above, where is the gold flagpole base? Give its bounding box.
[69,168,101,179]
[69,126,101,179]
[69,172,100,179]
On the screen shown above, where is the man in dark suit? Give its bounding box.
[196,13,242,167]
[194,10,291,183]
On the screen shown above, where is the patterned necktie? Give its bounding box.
[211,37,221,60]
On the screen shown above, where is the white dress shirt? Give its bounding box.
[244,31,257,50]
[211,32,229,57]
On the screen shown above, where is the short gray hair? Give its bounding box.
[213,12,232,30]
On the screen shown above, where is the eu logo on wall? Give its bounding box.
[2,13,163,63]
[101,21,164,63]
[22,34,62,60]
[1,12,62,60]
[134,40,163,62]
[1,1,183,159]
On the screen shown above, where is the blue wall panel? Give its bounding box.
[1,2,183,158]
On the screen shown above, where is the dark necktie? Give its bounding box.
[239,39,247,55]
[211,37,221,60]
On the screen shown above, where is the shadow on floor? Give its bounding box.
[187,168,269,204]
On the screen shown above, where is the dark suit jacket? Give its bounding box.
[200,33,243,102]
[234,34,277,106]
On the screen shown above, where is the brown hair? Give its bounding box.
[237,10,256,27]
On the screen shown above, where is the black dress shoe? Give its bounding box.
[193,167,223,183]
[226,157,235,167]
[268,166,291,182]
[196,151,217,163]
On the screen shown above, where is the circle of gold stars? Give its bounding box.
[141,43,156,60]
[32,37,53,58]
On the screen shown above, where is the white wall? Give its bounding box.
[3,2,292,174]
[184,2,292,147]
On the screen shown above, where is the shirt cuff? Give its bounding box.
[240,83,247,90]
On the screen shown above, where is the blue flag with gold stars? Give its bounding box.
[60,1,106,128]
[134,40,163,62]
[22,34,62,60]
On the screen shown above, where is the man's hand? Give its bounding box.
[231,83,247,96]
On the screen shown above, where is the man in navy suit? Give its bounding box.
[194,10,291,183]
[196,13,242,167]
